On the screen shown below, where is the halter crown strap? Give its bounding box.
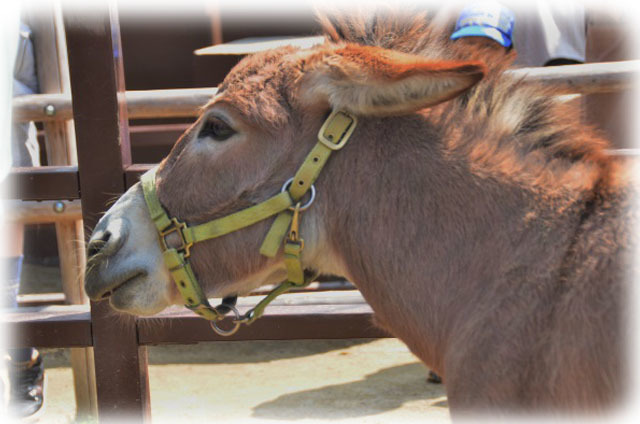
[140,110,357,332]
[259,110,357,257]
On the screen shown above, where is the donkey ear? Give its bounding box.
[301,44,486,116]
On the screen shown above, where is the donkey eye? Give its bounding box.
[199,116,235,141]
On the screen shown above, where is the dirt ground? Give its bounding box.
[14,263,450,423]
[34,338,449,424]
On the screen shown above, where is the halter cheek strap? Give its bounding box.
[140,110,357,335]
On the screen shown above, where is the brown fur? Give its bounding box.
[135,9,637,415]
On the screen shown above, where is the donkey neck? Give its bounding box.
[317,113,588,372]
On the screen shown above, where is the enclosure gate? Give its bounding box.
[3,4,638,423]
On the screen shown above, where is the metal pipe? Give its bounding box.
[12,61,638,123]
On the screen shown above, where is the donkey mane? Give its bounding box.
[319,5,442,56]
[318,8,616,195]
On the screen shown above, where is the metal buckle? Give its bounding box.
[160,217,193,258]
[286,202,304,250]
[318,110,357,151]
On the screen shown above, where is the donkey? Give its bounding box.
[84,9,636,415]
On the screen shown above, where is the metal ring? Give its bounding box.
[280,177,316,211]
[209,305,242,337]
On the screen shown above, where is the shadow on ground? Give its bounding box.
[252,362,447,420]
[43,339,378,368]
[147,339,378,365]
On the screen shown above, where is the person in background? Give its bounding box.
[451,2,515,53]
[510,3,635,150]
[1,22,45,419]
[443,0,587,70]
[511,1,585,67]
[450,0,516,64]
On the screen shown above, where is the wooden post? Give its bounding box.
[23,1,97,420]
[205,0,224,45]
[64,4,150,422]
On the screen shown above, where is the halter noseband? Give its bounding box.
[141,110,357,335]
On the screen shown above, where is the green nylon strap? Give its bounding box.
[141,168,224,321]
[188,191,293,243]
[259,210,293,257]
[283,241,305,285]
[141,167,295,322]
[141,167,295,243]
[139,110,357,328]
[289,142,333,200]
[256,141,334,257]
[241,241,310,325]
[141,167,171,232]
[163,249,221,320]
[290,110,356,199]
[260,110,358,257]
[241,279,309,325]
[258,142,333,258]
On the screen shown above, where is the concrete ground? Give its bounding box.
[35,338,449,424]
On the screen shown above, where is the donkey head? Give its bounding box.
[84,42,485,316]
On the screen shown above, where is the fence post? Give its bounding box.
[25,3,97,418]
[63,4,149,422]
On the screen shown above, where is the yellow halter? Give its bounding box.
[140,110,357,335]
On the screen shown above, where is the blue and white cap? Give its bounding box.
[450,1,515,48]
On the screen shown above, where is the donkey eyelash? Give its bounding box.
[198,115,236,142]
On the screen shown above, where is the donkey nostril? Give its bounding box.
[87,230,112,259]
[86,217,129,265]
[87,243,100,258]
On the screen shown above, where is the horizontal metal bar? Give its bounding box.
[3,199,82,223]
[507,60,639,95]
[13,87,218,123]
[605,148,640,157]
[12,92,71,123]
[12,61,639,123]
[3,166,80,200]
[125,87,217,119]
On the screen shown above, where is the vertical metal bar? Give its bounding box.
[63,4,150,423]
